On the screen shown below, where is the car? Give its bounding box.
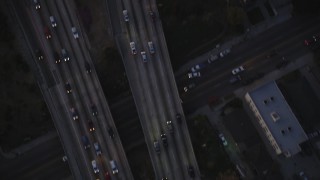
[71,27,79,39]
[161,178,168,180]
[62,155,68,162]
[70,108,79,120]
[154,140,160,154]
[110,160,119,174]
[130,42,136,55]
[61,49,70,61]
[141,51,147,62]
[161,133,168,147]
[231,66,245,75]
[183,83,196,92]
[191,64,205,72]
[88,120,95,132]
[108,127,115,138]
[91,160,99,174]
[85,61,91,73]
[219,48,231,57]
[208,54,219,63]
[149,11,156,21]
[65,82,72,94]
[229,75,241,84]
[176,113,182,124]
[187,165,195,177]
[167,120,174,134]
[188,72,201,78]
[299,171,309,180]
[123,10,129,22]
[94,142,101,155]
[33,0,41,10]
[81,135,90,149]
[44,26,51,39]
[54,52,61,64]
[276,58,289,69]
[35,49,44,60]
[148,41,155,54]
[91,104,98,116]
[304,35,319,47]
[49,16,57,28]
[105,172,111,180]
[219,133,228,146]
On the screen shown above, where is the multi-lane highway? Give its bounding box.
[10,0,134,179]
[107,0,200,179]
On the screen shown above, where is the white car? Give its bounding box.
[110,160,119,174]
[148,41,155,54]
[232,66,245,75]
[33,0,40,10]
[141,51,147,62]
[123,10,129,22]
[91,160,99,174]
[130,42,136,55]
[49,16,57,28]
[71,27,79,39]
[219,133,228,146]
[188,72,201,78]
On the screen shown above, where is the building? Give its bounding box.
[245,81,308,157]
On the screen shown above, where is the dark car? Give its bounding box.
[85,61,91,73]
[33,0,40,10]
[149,11,156,21]
[105,172,111,180]
[70,108,79,120]
[91,104,98,116]
[154,140,160,154]
[44,26,51,39]
[188,165,195,178]
[176,113,182,124]
[229,75,241,84]
[35,49,44,60]
[108,127,115,138]
[161,133,168,147]
[61,49,70,62]
[54,52,61,64]
[88,120,95,132]
[65,82,72,94]
[167,120,174,134]
[81,135,90,149]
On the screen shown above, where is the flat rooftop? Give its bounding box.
[248,81,308,156]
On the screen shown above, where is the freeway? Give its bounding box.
[108,0,201,179]
[11,0,134,179]
[179,15,320,113]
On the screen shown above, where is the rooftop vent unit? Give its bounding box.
[271,112,280,122]
[288,126,292,131]
[270,96,275,101]
[263,99,269,105]
[281,129,285,135]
